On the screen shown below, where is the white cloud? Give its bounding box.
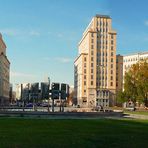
[0,28,41,37]
[0,29,19,36]
[43,57,73,63]
[144,20,148,26]
[10,71,36,78]
[54,57,72,63]
[29,31,40,36]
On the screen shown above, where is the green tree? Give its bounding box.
[116,90,127,104]
[124,58,148,106]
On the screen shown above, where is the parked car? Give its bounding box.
[26,103,33,107]
[40,103,50,107]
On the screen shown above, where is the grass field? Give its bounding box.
[125,110,148,115]
[0,118,148,148]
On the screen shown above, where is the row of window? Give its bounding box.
[83,80,114,87]
[84,81,94,86]
[124,56,148,63]
[97,20,108,26]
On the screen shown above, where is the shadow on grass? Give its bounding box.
[0,118,147,148]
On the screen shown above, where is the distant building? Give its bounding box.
[9,84,16,103]
[21,83,30,101]
[123,52,148,89]
[0,33,10,105]
[29,83,39,101]
[41,82,49,99]
[16,84,22,100]
[123,52,148,78]
[74,14,117,108]
[9,84,13,102]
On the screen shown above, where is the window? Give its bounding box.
[111,64,113,68]
[91,51,93,55]
[84,57,86,61]
[91,33,94,37]
[111,46,114,50]
[84,81,86,85]
[111,35,114,39]
[100,21,102,26]
[111,58,113,62]
[91,39,94,43]
[84,63,86,67]
[110,82,113,86]
[116,83,118,87]
[91,69,93,73]
[91,75,93,79]
[91,45,94,49]
[91,63,93,67]
[111,40,114,45]
[91,81,93,85]
[84,75,86,79]
[91,57,93,61]
[110,76,113,80]
[84,69,86,73]
[111,52,113,56]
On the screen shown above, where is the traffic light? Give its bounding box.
[61,83,68,100]
[51,83,60,99]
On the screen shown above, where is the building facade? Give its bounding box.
[123,52,148,91]
[74,14,117,107]
[123,52,148,82]
[16,84,22,100]
[0,33,10,105]
[116,54,123,92]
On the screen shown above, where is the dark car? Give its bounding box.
[26,103,33,107]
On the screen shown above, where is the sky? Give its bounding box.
[0,0,148,88]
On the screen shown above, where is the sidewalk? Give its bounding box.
[124,113,148,119]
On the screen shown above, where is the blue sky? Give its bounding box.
[0,0,148,88]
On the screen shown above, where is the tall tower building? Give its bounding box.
[0,33,10,105]
[74,15,117,107]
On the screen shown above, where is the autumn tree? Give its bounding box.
[124,58,148,106]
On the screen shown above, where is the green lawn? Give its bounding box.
[125,110,148,115]
[0,118,148,148]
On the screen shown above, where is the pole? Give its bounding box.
[47,98,50,113]
[52,99,54,112]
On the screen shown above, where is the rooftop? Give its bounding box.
[95,14,111,19]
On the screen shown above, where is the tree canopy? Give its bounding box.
[123,58,148,106]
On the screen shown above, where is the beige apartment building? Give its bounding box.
[74,14,117,107]
[0,33,10,105]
